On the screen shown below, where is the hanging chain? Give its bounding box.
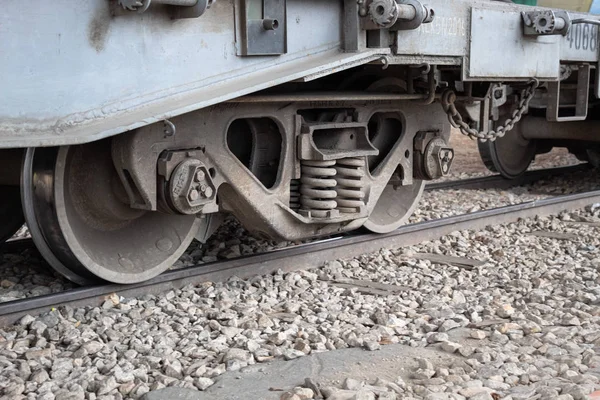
[440,79,539,142]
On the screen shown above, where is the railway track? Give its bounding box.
[425,163,590,191]
[0,164,597,326]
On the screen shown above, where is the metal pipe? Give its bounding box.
[229,92,430,103]
[262,19,279,31]
[554,17,567,31]
[572,18,600,27]
[396,4,417,20]
[520,117,600,141]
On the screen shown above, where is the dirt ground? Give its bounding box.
[448,130,580,176]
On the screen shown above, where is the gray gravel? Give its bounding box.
[0,253,76,303]
[414,168,600,223]
[2,205,600,399]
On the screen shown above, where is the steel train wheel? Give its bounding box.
[363,78,424,233]
[363,181,424,233]
[478,126,537,179]
[0,186,25,243]
[22,142,202,284]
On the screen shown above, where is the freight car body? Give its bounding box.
[1,0,599,284]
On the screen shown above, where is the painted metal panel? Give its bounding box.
[560,23,599,61]
[0,0,348,147]
[395,1,469,57]
[395,0,596,67]
[2,0,600,147]
[468,8,560,79]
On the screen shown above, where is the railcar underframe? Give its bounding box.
[1,0,600,283]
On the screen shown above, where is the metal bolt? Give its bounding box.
[199,184,207,192]
[204,187,214,198]
[188,189,199,201]
[195,170,205,182]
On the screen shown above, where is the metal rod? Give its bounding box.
[555,17,567,31]
[397,4,417,20]
[572,18,600,26]
[520,117,600,141]
[417,67,436,105]
[229,92,430,103]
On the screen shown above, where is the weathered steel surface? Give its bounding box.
[470,8,560,79]
[2,0,599,147]
[0,0,351,147]
[394,0,598,79]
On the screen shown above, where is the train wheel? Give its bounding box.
[363,180,424,233]
[0,186,24,244]
[478,123,536,179]
[363,78,425,233]
[22,141,202,284]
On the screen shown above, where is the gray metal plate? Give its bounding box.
[468,8,560,80]
[395,8,469,57]
[0,0,345,148]
[560,22,600,61]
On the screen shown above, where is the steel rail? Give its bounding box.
[1,188,600,326]
[426,163,590,191]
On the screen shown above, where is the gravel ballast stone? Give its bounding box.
[1,206,600,399]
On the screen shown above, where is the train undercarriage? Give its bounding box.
[2,0,600,284]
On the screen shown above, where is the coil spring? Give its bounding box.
[300,160,338,218]
[289,179,301,210]
[334,157,366,214]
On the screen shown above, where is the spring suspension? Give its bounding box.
[334,157,366,214]
[299,160,338,218]
[289,179,301,210]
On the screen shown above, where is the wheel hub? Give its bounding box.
[22,141,203,284]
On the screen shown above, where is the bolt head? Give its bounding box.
[195,170,206,182]
[188,189,200,202]
[204,187,214,198]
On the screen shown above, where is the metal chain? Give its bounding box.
[440,79,539,142]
